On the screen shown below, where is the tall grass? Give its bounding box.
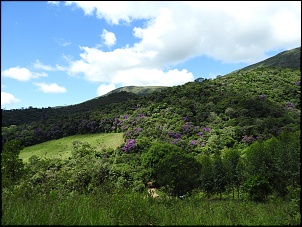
[2,188,300,225]
[19,132,124,162]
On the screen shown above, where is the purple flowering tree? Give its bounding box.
[122,139,136,153]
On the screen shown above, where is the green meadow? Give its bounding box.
[19,133,124,162]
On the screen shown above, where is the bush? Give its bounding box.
[155,153,202,196]
[243,175,271,202]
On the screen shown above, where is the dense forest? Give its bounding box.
[1,47,301,225]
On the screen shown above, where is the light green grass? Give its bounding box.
[19,133,124,162]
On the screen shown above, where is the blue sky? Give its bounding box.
[1,1,301,110]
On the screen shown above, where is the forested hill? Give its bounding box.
[233,47,300,73]
[2,47,301,148]
[102,85,168,97]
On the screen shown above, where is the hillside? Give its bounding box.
[19,132,123,162]
[102,85,168,97]
[234,47,300,73]
[2,46,300,210]
[2,46,301,148]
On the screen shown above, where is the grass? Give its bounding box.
[19,132,124,162]
[2,188,300,226]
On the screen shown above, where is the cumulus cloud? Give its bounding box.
[97,83,116,96]
[34,82,67,93]
[66,1,300,62]
[2,66,47,81]
[101,29,116,47]
[64,1,160,24]
[63,1,300,91]
[1,92,20,105]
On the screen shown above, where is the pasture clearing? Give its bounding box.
[19,133,124,162]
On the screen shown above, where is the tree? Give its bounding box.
[212,155,227,198]
[155,153,201,196]
[1,139,24,187]
[222,147,241,198]
[198,154,214,198]
[141,142,182,181]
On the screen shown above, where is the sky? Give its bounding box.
[1,1,301,110]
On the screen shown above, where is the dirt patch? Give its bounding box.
[148,188,159,198]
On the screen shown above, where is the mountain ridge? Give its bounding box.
[101,85,169,97]
[231,47,300,74]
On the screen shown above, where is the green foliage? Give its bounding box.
[1,140,25,187]
[212,155,228,197]
[243,175,271,202]
[243,130,300,198]
[0,48,300,207]
[3,188,300,226]
[198,154,214,198]
[155,153,202,196]
[222,146,242,198]
[141,142,182,181]
[71,140,96,159]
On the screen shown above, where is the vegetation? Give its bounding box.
[103,85,168,97]
[18,132,123,162]
[1,46,301,225]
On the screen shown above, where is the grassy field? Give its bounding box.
[19,133,124,162]
[2,188,300,226]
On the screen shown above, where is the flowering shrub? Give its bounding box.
[122,139,136,153]
[242,135,255,144]
[286,102,294,108]
[182,116,189,122]
[168,132,182,139]
[190,140,198,146]
[198,132,203,137]
[202,127,211,132]
[182,122,191,132]
[125,127,143,139]
[259,94,267,100]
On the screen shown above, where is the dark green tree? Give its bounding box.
[198,154,214,198]
[223,147,241,198]
[212,155,227,199]
[1,140,25,187]
[155,153,201,196]
[141,142,182,182]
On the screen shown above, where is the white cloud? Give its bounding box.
[2,66,47,81]
[34,60,66,71]
[34,60,53,71]
[113,68,194,87]
[64,1,300,92]
[34,82,67,93]
[97,83,116,96]
[48,1,59,6]
[1,92,20,105]
[101,29,116,47]
[66,1,300,63]
[65,1,160,24]
[53,37,71,47]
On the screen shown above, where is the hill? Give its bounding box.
[102,85,168,97]
[233,47,300,73]
[2,46,300,210]
[2,46,301,148]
